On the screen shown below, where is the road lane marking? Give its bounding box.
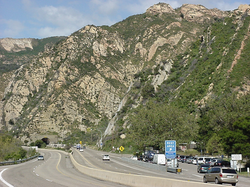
[56,152,107,187]
[0,168,14,187]
[192,174,203,178]
[75,149,100,169]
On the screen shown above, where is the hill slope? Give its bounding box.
[0,3,249,156]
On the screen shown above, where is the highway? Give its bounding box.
[0,147,250,187]
[71,147,250,186]
[0,149,129,187]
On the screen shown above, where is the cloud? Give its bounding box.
[0,19,25,38]
[34,6,88,37]
[90,0,119,15]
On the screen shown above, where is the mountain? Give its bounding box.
[0,3,250,155]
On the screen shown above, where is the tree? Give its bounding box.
[206,133,223,155]
[219,116,250,157]
[128,101,197,151]
[34,140,46,148]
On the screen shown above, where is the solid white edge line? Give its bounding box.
[0,168,14,187]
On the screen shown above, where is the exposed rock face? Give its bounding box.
[237,4,250,14]
[180,4,228,23]
[0,38,34,52]
[146,3,175,15]
[0,3,249,143]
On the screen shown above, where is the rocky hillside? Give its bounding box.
[0,3,250,146]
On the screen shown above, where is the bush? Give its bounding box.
[245,160,250,169]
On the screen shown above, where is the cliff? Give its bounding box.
[0,3,250,145]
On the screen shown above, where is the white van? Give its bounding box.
[198,157,211,164]
[152,154,165,165]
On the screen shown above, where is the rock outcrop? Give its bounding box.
[0,3,249,144]
[0,38,34,52]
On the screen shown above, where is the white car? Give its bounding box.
[130,156,138,160]
[38,155,44,160]
[79,148,83,152]
[192,159,197,165]
[102,155,110,161]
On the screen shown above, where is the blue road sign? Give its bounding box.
[165,140,176,159]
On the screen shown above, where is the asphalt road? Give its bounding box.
[1,147,250,187]
[72,147,250,187]
[0,149,129,187]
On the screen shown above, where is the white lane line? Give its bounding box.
[0,168,14,187]
[192,174,203,178]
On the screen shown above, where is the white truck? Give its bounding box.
[152,154,166,165]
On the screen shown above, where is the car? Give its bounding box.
[186,157,195,164]
[192,158,198,165]
[204,158,212,165]
[210,158,221,166]
[144,151,155,162]
[203,167,238,186]
[213,160,231,167]
[102,154,110,161]
[177,155,187,163]
[38,155,44,160]
[197,164,210,173]
[130,156,138,160]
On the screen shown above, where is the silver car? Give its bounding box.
[203,167,238,186]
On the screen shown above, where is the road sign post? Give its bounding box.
[165,140,176,159]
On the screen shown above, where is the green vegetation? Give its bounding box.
[100,13,250,158]
[0,133,36,162]
[1,5,250,162]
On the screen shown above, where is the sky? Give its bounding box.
[0,0,249,39]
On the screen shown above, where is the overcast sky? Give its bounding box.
[0,0,249,39]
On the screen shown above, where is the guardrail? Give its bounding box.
[0,154,39,166]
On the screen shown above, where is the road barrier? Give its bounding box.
[69,153,214,187]
[0,155,39,166]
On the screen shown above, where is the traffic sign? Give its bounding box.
[119,146,124,152]
[165,140,176,159]
[231,154,242,160]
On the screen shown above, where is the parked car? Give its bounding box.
[186,157,195,164]
[204,158,212,165]
[203,167,238,186]
[130,156,138,160]
[102,154,110,161]
[177,155,185,162]
[38,155,44,160]
[210,158,221,166]
[213,160,231,167]
[144,151,155,162]
[197,164,210,173]
[192,158,198,165]
[197,157,212,165]
[178,155,187,163]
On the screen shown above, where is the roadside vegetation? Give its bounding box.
[0,5,249,166]
[0,133,36,162]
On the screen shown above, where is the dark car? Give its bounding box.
[213,160,230,167]
[178,155,187,163]
[197,164,210,173]
[144,151,155,162]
